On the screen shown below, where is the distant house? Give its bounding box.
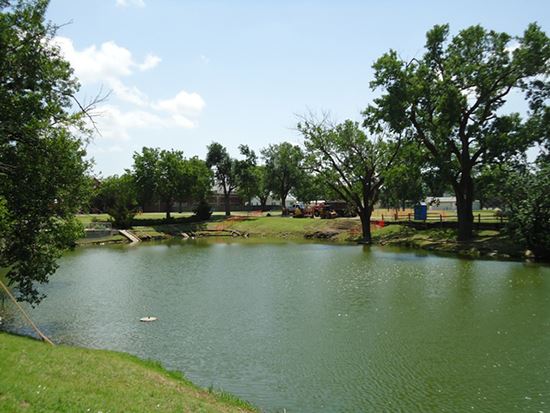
[249,194,297,209]
[141,185,244,213]
[426,196,480,211]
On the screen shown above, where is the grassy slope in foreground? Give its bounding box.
[0,333,256,413]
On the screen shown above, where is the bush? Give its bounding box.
[506,165,550,259]
[193,199,212,220]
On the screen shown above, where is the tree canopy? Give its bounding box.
[365,23,550,240]
[0,0,92,304]
[261,142,304,215]
[299,118,401,243]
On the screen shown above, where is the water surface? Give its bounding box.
[2,241,550,412]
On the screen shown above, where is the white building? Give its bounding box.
[426,196,480,211]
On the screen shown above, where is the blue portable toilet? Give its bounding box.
[414,203,427,220]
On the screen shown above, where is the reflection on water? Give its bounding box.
[2,241,550,412]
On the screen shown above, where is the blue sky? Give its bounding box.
[46,0,550,176]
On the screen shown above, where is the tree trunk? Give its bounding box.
[281,193,287,216]
[358,208,373,244]
[224,194,231,216]
[260,196,268,211]
[454,173,474,241]
[165,201,171,220]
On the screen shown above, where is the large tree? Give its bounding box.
[206,142,238,216]
[299,119,401,243]
[0,0,92,305]
[206,143,256,215]
[132,148,211,220]
[95,174,138,229]
[251,165,271,210]
[365,23,550,241]
[261,142,303,215]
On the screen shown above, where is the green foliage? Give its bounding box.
[206,142,256,215]
[97,174,138,229]
[193,198,212,220]
[506,163,550,259]
[132,148,212,219]
[132,147,160,207]
[252,165,271,209]
[293,172,328,204]
[298,117,400,243]
[365,22,550,240]
[235,144,258,206]
[261,142,303,213]
[380,142,425,209]
[0,1,92,304]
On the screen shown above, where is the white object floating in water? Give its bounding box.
[140,316,158,322]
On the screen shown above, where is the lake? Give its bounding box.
[2,240,550,412]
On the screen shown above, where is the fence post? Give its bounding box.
[381,214,384,222]
[408,213,411,222]
[440,214,443,227]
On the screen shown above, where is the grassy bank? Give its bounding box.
[76,213,528,260]
[0,332,256,413]
[372,225,522,259]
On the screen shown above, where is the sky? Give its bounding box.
[45,0,550,176]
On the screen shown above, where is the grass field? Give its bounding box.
[0,332,256,413]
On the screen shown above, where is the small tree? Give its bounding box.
[299,118,401,243]
[235,145,258,210]
[206,142,238,216]
[261,142,303,215]
[132,147,160,209]
[253,165,271,210]
[132,149,212,220]
[97,174,138,229]
[506,163,550,259]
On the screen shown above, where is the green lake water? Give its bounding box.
[2,240,550,412]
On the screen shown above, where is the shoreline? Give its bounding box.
[77,215,543,263]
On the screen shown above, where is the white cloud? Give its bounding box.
[109,78,149,106]
[153,90,206,114]
[152,90,206,129]
[92,105,165,140]
[116,0,145,8]
[139,54,161,71]
[53,36,205,140]
[54,37,160,82]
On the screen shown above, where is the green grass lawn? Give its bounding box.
[0,333,256,413]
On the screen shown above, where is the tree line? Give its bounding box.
[1,0,549,304]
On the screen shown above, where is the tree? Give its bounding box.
[96,174,137,229]
[155,149,190,220]
[380,142,425,211]
[235,145,258,210]
[505,162,550,259]
[132,148,212,219]
[293,172,328,205]
[252,165,271,210]
[299,118,401,243]
[132,147,160,209]
[206,142,238,216]
[0,1,92,305]
[365,23,550,241]
[185,156,213,204]
[261,142,303,215]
